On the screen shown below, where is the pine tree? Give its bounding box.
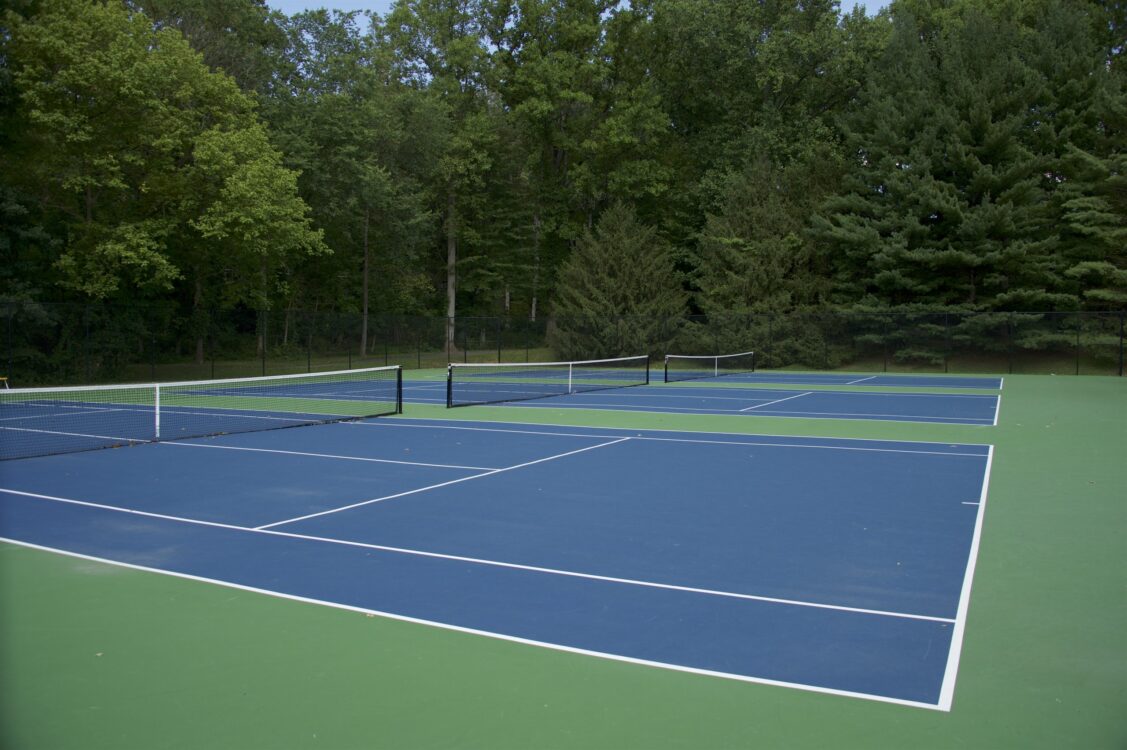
[812,5,1052,310]
[813,0,1125,313]
[550,202,687,358]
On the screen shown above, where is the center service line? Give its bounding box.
[740,391,814,412]
[254,437,632,530]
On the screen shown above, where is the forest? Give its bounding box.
[1,0,1124,382]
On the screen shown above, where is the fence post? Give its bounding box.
[1119,312,1124,377]
[1075,319,1080,376]
[497,317,503,363]
[84,306,92,382]
[883,316,889,373]
[822,313,828,371]
[1007,314,1014,374]
[261,310,267,377]
[767,315,773,369]
[6,308,13,382]
[944,312,950,373]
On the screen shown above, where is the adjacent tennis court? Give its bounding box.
[671,372,1003,389]
[407,380,1001,425]
[0,416,991,709]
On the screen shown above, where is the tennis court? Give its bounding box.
[0,415,990,709]
[406,380,1001,425]
[1,366,1123,750]
[669,372,1003,389]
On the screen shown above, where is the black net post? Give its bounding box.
[396,366,404,413]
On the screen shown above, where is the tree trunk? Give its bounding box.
[530,213,541,322]
[193,276,205,365]
[446,189,457,357]
[360,206,370,355]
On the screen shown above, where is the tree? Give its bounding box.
[129,0,286,94]
[386,0,495,355]
[813,0,1125,313]
[695,153,838,315]
[264,9,439,354]
[3,0,325,361]
[1028,0,1127,311]
[550,202,687,358]
[811,4,1056,310]
[482,0,615,320]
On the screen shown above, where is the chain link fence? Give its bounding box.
[1,303,1122,386]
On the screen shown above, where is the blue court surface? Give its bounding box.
[408,381,1001,425]
[0,417,993,710]
[670,372,1003,389]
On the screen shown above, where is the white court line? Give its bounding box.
[0,424,146,443]
[566,388,1000,401]
[749,408,994,423]
[847,376,877,384]
[740,391,813,412]
[514,396,995,422]
[0,537,948,711]
[165,441,499,471]
[937,444,994,711]
[254,437,632,529]
[355,418,993,454]
[0,406,131,422]
[992,395,1001,426]
[542,400,992,424]
[0,488,953,623]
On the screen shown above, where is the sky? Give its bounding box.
[268,0,395,15]
[266,0,889,19]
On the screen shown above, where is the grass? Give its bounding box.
[1,374,1124,749]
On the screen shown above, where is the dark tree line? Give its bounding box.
[1,0,1123,360]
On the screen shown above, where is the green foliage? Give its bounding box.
[3,0,322,312]
[694,152,841,315]
[812,0,1123,313]
[263,9,437,316]
[1,0,1123,380]
[549,203,687,358]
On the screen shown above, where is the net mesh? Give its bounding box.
[447,356,650,407]
[664,351,756,382]
[0,365,402,460]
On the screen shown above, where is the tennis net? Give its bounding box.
[0,365,402,460]
[664,351,756,382]
[447,355,650,407]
